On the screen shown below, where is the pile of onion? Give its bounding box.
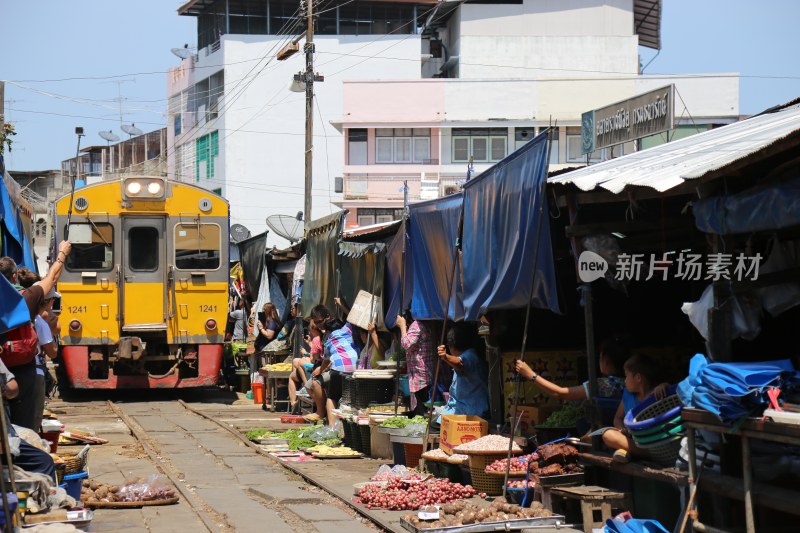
[357,478,476,510]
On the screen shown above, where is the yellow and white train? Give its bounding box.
[54,176,229,389]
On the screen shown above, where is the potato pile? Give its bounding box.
[403,497,553,529]
[80,478,176,503]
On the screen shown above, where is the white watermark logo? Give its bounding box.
[578,251,762,283]
[578,251,608,282]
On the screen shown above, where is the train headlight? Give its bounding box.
[205,319,217,330]
[122,177,166,201]
[69,320,82,332]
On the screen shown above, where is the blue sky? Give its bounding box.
[2,0,800,171]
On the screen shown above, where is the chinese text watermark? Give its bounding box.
[578,251,762,283]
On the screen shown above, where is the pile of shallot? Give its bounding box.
[484,454,535,473]
[357,477,476,510]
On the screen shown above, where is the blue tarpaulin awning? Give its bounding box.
[461,131,561,319]
[383,225,412,328]
[408,195,464,321]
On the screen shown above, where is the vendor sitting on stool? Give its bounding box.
[435,323,490,426]
[602,354,669,463]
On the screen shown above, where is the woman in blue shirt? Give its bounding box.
[437,323,490,421]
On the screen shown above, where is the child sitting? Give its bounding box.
[602,353,669,463]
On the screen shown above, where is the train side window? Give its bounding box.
[175,223,220,270]
[128,227,160,271]
[65,222,114,271]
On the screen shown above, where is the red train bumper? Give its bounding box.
[62,345,222,389]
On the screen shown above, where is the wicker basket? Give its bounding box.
[55,452,88,484]
[466,454,507,496]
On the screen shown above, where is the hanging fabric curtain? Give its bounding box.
[383,227,412,328]
[408,194,465,320]
[337,241,387,330]
[237,231,268,299]
[461,131,561,319]
[301,211,345,316]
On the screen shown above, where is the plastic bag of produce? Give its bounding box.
[303,425,339,443]
[401,423,426,437]
[118,474,177,502]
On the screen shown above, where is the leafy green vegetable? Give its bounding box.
[538,403,585,428]
[246,429,274,441]
[245,428,341,449]
[380,415,427,428]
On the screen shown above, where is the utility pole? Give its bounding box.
[303,0,314,228]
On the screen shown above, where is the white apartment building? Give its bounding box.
[334,0,741,228]
[167,0,437,243]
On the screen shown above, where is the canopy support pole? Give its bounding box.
[503,128,554,498]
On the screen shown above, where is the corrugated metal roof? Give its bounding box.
[548,104,800,194]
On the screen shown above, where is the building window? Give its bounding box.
[376,128,430,164]
[567,135,603,163]
[196,131,219,181]
[514,127,535,151]
[348,129,367,165]
[452,128,507,163]
[356,208,404,227]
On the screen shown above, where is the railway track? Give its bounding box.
[105,398,371,533]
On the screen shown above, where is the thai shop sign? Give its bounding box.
[581,85,674,154]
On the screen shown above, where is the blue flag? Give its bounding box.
[0,275,28,335]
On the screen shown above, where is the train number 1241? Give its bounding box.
[68,306,87,313]
[198,304,218,313]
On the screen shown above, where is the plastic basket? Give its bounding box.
[341,375,355,406]
[352,378,394,409]
[466,454,507,496]
[357,424,372,454]
[638,436,682,466]
[624,388,682,432]
[403,443,423,469]
[506,486,536,508]
[427,461,463,483]
[342,419,360,451]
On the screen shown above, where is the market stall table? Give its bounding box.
[683,407,800,533]
[258,367,292,412]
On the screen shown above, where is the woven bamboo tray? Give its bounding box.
[84,496,179,509]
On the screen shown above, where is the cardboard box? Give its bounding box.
[439,415,489,455]
[509,405,559,435]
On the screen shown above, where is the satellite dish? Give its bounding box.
[171,44,197,60]
[230,224,252,243]
[99,130,120,143]
[266,213,304,244]
[121,124,144,136]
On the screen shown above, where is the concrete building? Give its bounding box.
[167,0,436,243]
[8,169,63,272]
[334,0,741,228]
